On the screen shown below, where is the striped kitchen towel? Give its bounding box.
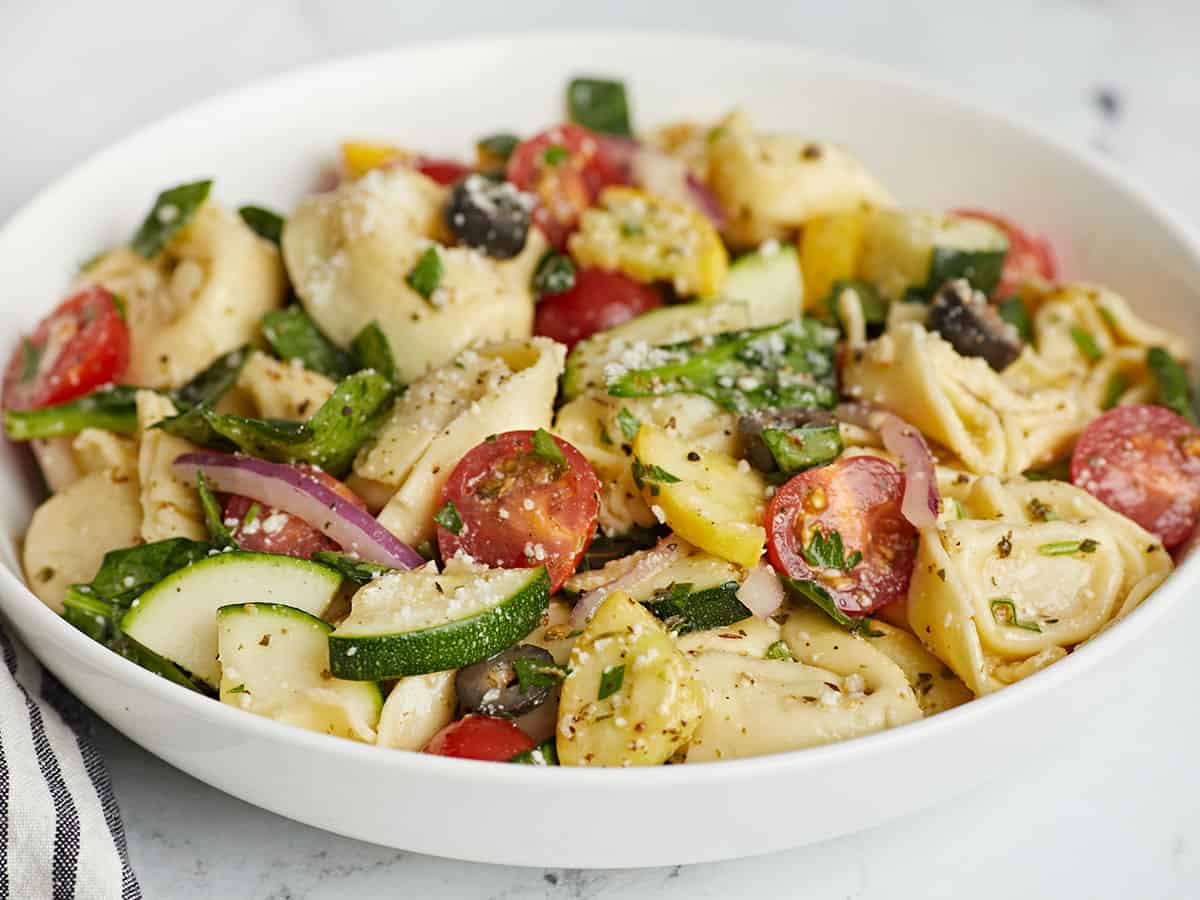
[0,623,141,899]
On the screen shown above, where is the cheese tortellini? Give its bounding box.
[706,110,894,247]
[907,476,1173,695]
[81,203,287,388]
[283,168,547,382]
[678,609,921,762]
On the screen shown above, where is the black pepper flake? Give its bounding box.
[687,451,701,462]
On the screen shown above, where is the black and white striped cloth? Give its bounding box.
[0,623,141,899]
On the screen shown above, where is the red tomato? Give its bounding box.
[766,456,917,616]
[437,430,601,592]
[416,157,473,186]
[1070,405,1200,549]
[952,208,1057,296]
[223,467,367,559]
[533,268,662,350]
[506,125,631,247]
[424,715,537,762]
[3,286,130,411]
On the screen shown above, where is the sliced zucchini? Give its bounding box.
[328,566,550,680]
[120,552,341,688]
[631,425,766,568]
[859,209,1008,301]
[557,591,702,767]
[561,301,749,400]
[720,242,804,326]
[217,603,382,742]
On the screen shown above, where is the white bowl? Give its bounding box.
[2,34,1199,869]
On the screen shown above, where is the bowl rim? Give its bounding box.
[2,30,1198,787]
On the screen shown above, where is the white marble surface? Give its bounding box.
[4,1,1200,897]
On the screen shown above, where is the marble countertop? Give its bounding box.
[4,1,1200,897]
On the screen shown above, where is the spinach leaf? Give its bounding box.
[196,472,236,549]
[311,551,394,586]
[606,318,838,413]
[349,321,398,385]
[131,180,213,258]
[260,307,355,379]
[156,370,397,477]
[759,424,842,474]
[1147,347,1198,425]
[238,205,285,245]
[567,78,632,137]
[5,385,140,440]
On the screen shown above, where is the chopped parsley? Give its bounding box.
[1037,538,1098,556]
[801,529,861,573]
[532,250,576,296]
[616,407,641,441]
[227,684,250,695]
[620,221,644,238]
[989,598,1043,633]
[996,295,1033,343]
[1069,326,1103,362]
[597,664,625,701]
[543,144,570,167]
[631,459,681,494]
[433,499,464,535]
[241,502,261,528]
[19,339,42,383]
[764,640,792,661]
[531,428,567,470]
[406,246,443,303]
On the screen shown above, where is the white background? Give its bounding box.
[3,2,1200,897]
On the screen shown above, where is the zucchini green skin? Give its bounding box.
[906,247,1006,302]
[328,568,551,680]
[644,581,752,634]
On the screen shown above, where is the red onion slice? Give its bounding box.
[631,146,726,229]
[571,535,689,629]
[837,403,940,530]
[736,561,785,618]
[173,451,424,569]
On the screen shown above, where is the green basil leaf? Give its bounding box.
[760,424,843,474]
[764,639,792,661]
[996,295,1033,343]
[1146,347,1198,425]
[616,407,641,442]
[542,144,570,167]
[511,658,570,694]
[131,180,213,258]
[350,321,399,385]
[531,428,567,470]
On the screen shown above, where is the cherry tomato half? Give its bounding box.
[437,430,601,593]
[506,124,631,247]
[533,268,662,350]
[223,467,367,559]
[766,456,917,616]
[1070,404,1200,549]
[424,715,536,762]
[3,285,130,411]
[416,157,474,187]
[952,208,1058,296]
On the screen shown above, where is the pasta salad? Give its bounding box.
[7,77,1195,766]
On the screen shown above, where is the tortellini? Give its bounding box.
[707,110,894,247]
[374,671,456,751]
[81,203,287,388]
[365,337,564,545]
[283,168,547,383]
[843,322,1080,475]
[678,609,921,762]
[234,350,335,421]
[135,391,206,542]
[906,475,1173,695]
[554,392,739,535]
[22,469,143,614]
